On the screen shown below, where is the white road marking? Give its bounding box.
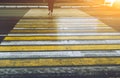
[0,50,119,59]
[14,27,112,30]
[8,33,120,36]
[1,40,120,45]
[17,22,107,24]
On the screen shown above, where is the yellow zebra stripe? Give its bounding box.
[0,45,119,51]
[4,36,120,41]
[10,29,116,33]
[0,57,120,67]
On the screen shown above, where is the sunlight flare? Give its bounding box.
[105,0,116,6]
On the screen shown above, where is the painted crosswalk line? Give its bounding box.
[0,57,120,67]
[3,36,120,41]
[0,45,119,52]
[7,33,120,36]
[14,27,112,30]
[0,51,120,59]
[1,40,120,45]
[15,24,109,28]
[10,29,116,33]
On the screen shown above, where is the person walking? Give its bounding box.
[48,0,54,16]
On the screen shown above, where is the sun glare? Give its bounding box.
[105,0,116,6]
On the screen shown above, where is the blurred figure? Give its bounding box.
[48,0,54,16]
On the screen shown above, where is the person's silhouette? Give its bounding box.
[48,0,54,16]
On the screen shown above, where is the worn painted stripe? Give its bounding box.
[13,26,112,30]
[19,18,103,22]
[17,22,107,24]
[21,17,113,19]
[17,23,109,25]
[15,24,108,28]
[4,36,120,41]
[8,33,120,36]
[17,6,48,8]
[0,50,119,59]
[20,17,102,19]
[20,18,99,20]
[1,6,48,8]
[1,40,120,45]
[14,27,112,30]
[0,57,120,67]
[0,34,7,36]
[18,21,103,23]
[0,45,119,51]
[10,29,116,33]
[17,20,104,24]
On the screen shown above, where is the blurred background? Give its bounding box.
[0,0,120,8]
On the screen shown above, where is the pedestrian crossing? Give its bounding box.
[0,8,120,68]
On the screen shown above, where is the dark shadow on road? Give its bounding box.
[0,9,29,43]
[80,6,120,32]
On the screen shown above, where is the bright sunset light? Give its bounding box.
[105,0,116,6]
